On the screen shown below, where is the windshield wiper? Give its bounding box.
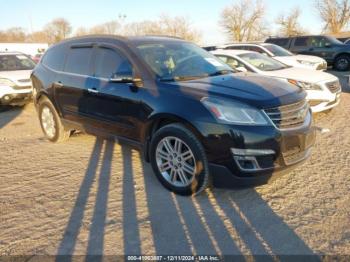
[160,75,208,82]
[208,70,234,77]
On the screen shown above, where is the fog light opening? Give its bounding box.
[234,156,260,171]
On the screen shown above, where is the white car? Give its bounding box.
[0,52,35,106]
[220,43,328,71]
[212,49,341,113]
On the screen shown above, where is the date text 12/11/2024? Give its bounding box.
[126,255,221,261]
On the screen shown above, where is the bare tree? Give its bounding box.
[89,21,121,35]
[315,0,350,33]
[220,0,267,42]
[75,27,89,37]
[44,18,72,43]
[27,31,49,43]
[276,7,306,36]
[124,15,201,43]
[0,27,26,42]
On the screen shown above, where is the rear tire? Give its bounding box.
[150,123,210,196]
[334,54,350,71]
[38,97,70,143]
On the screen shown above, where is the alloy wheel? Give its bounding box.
[155,136,197,187]
[41,106,56,138]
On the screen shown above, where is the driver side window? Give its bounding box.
[94,47,133,79]
[310,37,330,48]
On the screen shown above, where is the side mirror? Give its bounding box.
[110,73,134,83]
[110,73,143,87]
[325,43,332,48]
[236,66,248,73]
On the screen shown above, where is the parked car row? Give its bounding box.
[265,35,350,71]
[0,35,342,196]
[211,49,341,113]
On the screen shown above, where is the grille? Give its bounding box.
[326,80,341,93]
[264,99,309,130]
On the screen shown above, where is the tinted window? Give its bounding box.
[294,37,309,47]
[64,47,93,75]
[248,46,265,54]
[94,48,133,79]
[42,45,66,71]
[267,38,289,47]
[310,36,331,48]
[225,46,244,50]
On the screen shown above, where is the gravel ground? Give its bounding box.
[0,71,349,257]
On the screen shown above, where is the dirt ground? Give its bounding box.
[0,71,350,257]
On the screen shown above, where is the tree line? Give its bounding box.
[0,0,349,44]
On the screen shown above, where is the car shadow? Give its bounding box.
[56,139,320,261]
[0,105,23,129]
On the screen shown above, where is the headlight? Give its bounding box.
[297,60,316,66]
[288,79,322,90]
[0,78,16,87]
[201,97,269,125]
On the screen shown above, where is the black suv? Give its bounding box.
[31,35,316,195]
[266,35,350,71]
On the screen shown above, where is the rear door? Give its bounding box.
[290,36,310,54]
[54,44,95,124]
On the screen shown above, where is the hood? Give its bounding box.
[0,70,32,85]
[166,73,305,109]
[293,54,326,63]
[261,67,336,83]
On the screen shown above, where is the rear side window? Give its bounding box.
[64,47,93,75]
[248,46,265,53]
[267,38,289,47]
[225,46,244,50]
[94,47,133,79]
[42,45,66,71]
[294,37,309,47]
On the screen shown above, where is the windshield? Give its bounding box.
[135,42,233,81]
[325,36,344,45]
[238,52,289,71]
[263,44,293,57]
[0,54,36,71]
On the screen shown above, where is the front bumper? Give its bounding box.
[195,113,316,188]
[309,92,341,113]
[307,80,341,113]
[0,85,32,105]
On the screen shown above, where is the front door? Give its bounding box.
[86,45,148,141]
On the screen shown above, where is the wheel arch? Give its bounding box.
[142,113,204,162]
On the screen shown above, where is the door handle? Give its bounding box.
[88,88,99,94]
[53,81,63,88]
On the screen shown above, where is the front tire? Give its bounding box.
[150,123,210,196]
[334,54,350,71]
[38,97,70,143]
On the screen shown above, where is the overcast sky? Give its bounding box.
[0,0,323,45]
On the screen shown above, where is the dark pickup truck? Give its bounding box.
[265,35,350,71]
